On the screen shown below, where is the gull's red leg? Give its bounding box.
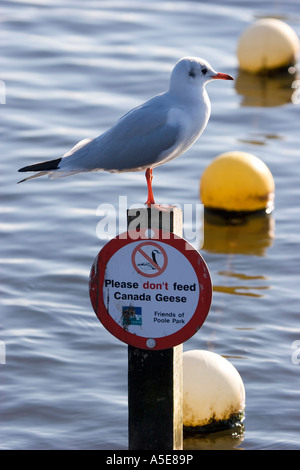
[145,168,155,206]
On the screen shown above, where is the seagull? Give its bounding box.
[18,57,233,205]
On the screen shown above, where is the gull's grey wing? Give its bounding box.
[60,94,181,173]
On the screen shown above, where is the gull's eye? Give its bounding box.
[202,68,207,75]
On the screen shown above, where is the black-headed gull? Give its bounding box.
[18,57,233,205]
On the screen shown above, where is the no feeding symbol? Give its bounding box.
[131,241,168,277]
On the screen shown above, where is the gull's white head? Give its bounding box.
[169,56,233,96]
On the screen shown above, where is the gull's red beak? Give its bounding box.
[212,72,234,80]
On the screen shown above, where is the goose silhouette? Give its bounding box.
[137,249,162,271]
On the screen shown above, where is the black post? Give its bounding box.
[127,206,183,450]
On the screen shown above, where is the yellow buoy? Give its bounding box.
[237,18,299,74]
[183,350,245,429]
[200,151,275,213]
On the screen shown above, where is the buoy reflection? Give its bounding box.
[184,421,245,450]
[201,209,274,298]
[202,209,275,257]
[235,68,299,107]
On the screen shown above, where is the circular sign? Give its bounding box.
[89,228,212,350]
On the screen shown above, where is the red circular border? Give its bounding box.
[89,229,212,350]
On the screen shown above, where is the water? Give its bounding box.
[1,0,300,450]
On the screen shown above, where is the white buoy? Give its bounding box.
[237,18,299,74]
[183,350,245,429]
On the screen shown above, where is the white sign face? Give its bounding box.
[103,241,199,338]
[90,229,212,350]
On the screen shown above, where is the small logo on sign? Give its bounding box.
[122,306,142,329]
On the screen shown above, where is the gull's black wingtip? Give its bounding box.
[18,157,62,173]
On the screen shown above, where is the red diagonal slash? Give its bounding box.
[131,241,168,277]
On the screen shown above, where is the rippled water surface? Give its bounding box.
[2,0,300,450]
